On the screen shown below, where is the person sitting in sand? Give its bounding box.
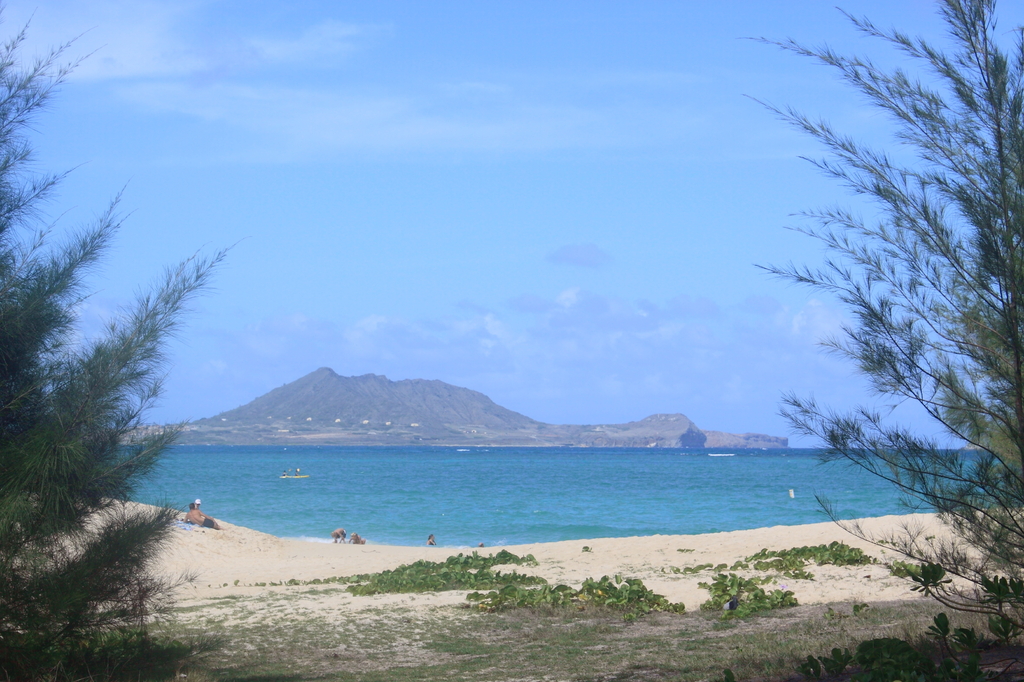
[185,501,222,530]
[426,534,436,545]
[349,532,365,545]
[331,528,347,543]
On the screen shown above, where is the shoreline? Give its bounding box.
[274,511,889,548]
[159,511,949,615]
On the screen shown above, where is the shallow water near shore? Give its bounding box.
[138,446,907,546]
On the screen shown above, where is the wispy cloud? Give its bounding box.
[547,243,611,268]
[245,20,370,66]
[7,1,379,82]
[7,0,710,156]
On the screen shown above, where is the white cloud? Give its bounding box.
[555,287,580,308]
[790,298,844,340]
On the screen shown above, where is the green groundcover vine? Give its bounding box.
[467,575,687,622]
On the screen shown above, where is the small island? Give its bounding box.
[174,368,787,448]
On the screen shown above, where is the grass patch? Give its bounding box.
[166,593,951,682]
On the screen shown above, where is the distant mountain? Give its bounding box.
[179,368,787,448]
[205,367,536,431]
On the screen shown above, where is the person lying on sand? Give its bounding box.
[349,532,365,545]
[331,528,347,543]
[185,501,222,530]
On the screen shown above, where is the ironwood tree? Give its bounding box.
[0,25,222,676]
[768,0,1024,622]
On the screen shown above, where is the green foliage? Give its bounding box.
[467,583,576,608]
[698,572,775,608]
[853,638,936,681]
[988,614,1022,645]
[467,574,686,621]
[928,613,975,654]
[798,655,822,680]
[823,607,849,622]
[747,542,875,568]
[797,613,998,682]
[929,606,950,638]
[344,551,544,595]
[670,542,868,581]
[698,573,797,617]
[889,560,922,579]
[575,575,685,619]
[348,567,543,596]
[715,669,737,682]
[979,575,1024,606]
[909,563,953,596]
[3,627,216,682]
[798,647,854,680]
[0,18,222,679]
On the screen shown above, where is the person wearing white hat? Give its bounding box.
[185,500,221,530]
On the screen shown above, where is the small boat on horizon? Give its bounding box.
[708,453,735,457]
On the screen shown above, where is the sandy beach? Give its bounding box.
[158,512,948,619]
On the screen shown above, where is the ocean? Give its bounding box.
[137,445,910,547]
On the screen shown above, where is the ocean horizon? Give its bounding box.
[138,445,911,547]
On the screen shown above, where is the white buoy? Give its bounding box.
[789,489,795,498]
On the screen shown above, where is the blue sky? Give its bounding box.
[8,0,975,443]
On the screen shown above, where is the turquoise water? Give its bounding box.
[137,446,909,547]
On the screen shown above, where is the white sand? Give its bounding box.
[158,513,948,616]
